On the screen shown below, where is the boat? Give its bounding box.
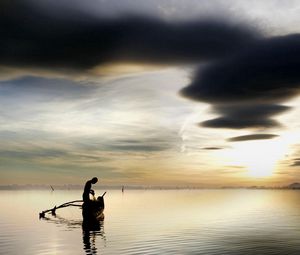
[39,192,106,225]
[82,195,105,222]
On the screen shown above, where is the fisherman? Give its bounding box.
[82,177,98,203]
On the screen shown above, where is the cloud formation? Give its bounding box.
[290,157,300,167]
[200,104,290,129]
[2,0,300,141]
[181,35,300,132]
[227,134,278,142]
[202,147,223,150]
[0,0,259,75]
[105,138,172,152]
[291,161,300,167]
[181,35,300,104]
[0,76,97,100]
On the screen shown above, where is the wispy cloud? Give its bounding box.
[227,134,279,142]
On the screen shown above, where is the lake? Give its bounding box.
[1,189,300,254]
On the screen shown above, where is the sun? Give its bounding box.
[241,150,278,178]
[217,133,296,178]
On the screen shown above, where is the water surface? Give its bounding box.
[1,189,300,254]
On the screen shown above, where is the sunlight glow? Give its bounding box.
[217,132,299,178]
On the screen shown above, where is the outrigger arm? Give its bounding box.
[39,192,106,218]
[39,200,83,218]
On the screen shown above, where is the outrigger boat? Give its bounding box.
[39,192,106,222]
[82,192,105,221]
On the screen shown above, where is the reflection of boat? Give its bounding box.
[40,212,105,255]
[82,195,105,223]
[39,190,106,254]
[82,219,105,255]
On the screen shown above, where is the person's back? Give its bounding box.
[82,177,98,203]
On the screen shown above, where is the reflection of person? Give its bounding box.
[82,220,105,255]
[83,177,98,203]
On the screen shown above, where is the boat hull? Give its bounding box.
[82,196,105,222]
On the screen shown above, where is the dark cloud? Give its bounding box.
[200,104,290,129]
[202,147,223,150]
[212,104,290,119]
[180,35,300,130]
[290,158,300,167]
[201,118,279,129]
[2,1,297,136]
[291,161,300,167]
[181,35,300,104]
[227,134,278,142]
[0,0,260,73]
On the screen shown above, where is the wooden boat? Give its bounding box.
[39,192,106,224]
[82,195,105,222]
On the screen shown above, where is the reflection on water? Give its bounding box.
[82,221,105,255]
[42,214,82,228]
[1,190,300,254]
[41,213,106,255]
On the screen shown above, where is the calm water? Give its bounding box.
[1,189,300,254]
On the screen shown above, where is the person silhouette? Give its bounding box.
[83,177,98,203]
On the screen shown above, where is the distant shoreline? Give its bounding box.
[1,183,300,190]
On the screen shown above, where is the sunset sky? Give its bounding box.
[2,0,300,187]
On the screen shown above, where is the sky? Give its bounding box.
[2,0,300,187]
